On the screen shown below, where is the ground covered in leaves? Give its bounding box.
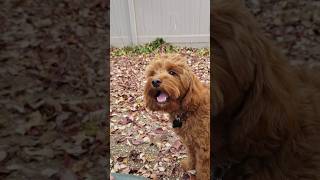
[110,48,209,179]
[245,0,320,65]
[0,0,107,179]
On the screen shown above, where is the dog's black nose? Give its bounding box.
[152,79,161,87]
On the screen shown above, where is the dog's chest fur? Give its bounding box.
[170,109,210,148]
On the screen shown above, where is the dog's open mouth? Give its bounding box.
[155,90,169,103]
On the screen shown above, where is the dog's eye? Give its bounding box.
[147,71,155,77]
[168,70,176,76]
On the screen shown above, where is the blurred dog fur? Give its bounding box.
[212,0,320,179]
[144,54,210,179]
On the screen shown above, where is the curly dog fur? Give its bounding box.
[212,0,320,179]
[144,54,210,179]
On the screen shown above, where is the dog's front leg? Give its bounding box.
[195,147,210,180]
[181,146,196,171]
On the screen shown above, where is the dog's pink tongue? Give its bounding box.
[157,92,168,103]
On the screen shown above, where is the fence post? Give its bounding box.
[128,0,138,45]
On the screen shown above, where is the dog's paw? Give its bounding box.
[181,158,193,171]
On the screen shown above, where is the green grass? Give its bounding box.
[111,38,209,57]
[196,48,209,57]
[111,38,177,57]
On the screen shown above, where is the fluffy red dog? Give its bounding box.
[144,54,210,179]
[212,0,320,179]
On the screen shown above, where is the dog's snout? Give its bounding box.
[152,79,161,87]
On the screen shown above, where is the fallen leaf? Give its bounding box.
[0,150,7,161]
[131,139,144,146]
[172,140,183,150]
[41,168,59,177]
[59,169,78,180]
[118,117,132,125]
[23,147,55,158]
[154,127,164,134]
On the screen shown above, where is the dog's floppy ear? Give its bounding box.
[181,70,203,111]
[212,0,301,141]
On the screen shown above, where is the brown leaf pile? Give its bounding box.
[0,0,107,179]
[245,0,320,66]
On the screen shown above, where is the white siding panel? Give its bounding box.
[111,0,209,48]
[110,0,131,47]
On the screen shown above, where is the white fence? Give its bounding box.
[110,0,210,48]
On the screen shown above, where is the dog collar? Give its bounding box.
[172,112,186,128]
